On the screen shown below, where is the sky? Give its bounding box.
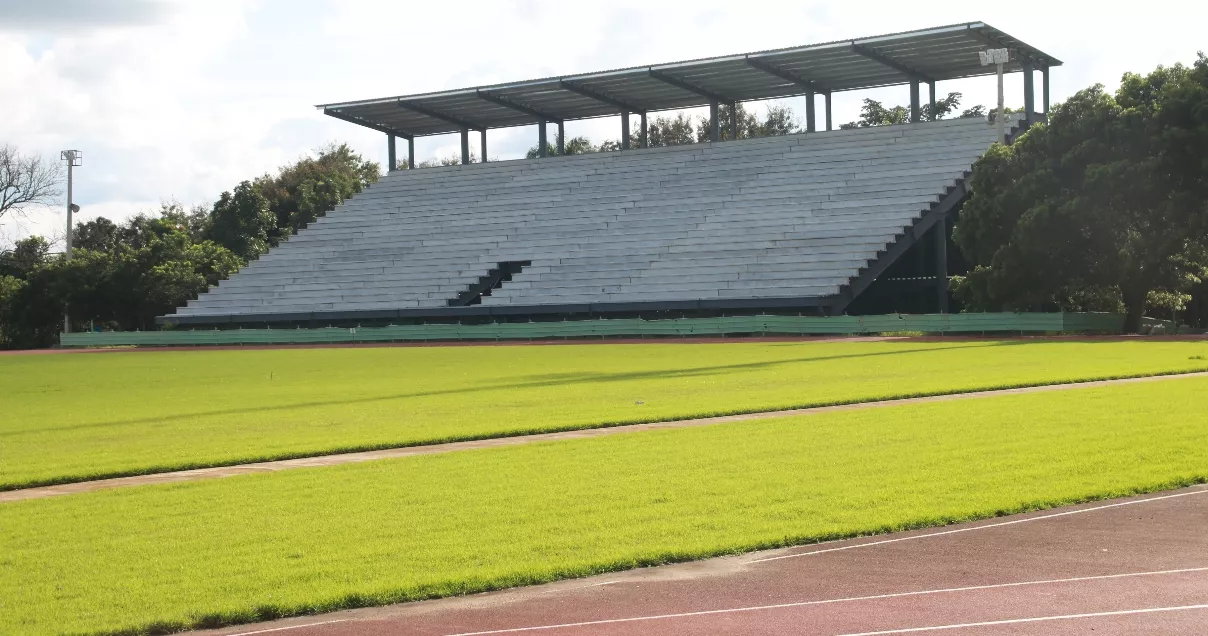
[1,0,1205,248]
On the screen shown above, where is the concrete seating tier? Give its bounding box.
[174,116,1006,318]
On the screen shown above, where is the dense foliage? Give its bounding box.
[0,144,379,348]
[524,104,804,157]
[952,56,1208,332]
[840,91,973,128]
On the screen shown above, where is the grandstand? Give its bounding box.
[160,23,1058,327]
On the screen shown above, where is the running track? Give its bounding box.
[195,485,1208,636]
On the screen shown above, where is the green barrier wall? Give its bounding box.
[59,313,1129,348]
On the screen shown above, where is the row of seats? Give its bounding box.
[173,116,1008,317]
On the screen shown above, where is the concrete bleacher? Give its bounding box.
[172,115,1011,319]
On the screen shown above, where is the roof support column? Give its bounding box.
[387,134,397,172]
[1023,62,1036,124]
[407,137,415,170]
[928,81,937,121]
[1042,66,1050,114]
[557,121,565,155]
[825,92,832,131]
[640,112,648,148]
[729,102,739,140]
[934,216,949,314]
[460,128,470,165]
[805,90,816,133]
[909,79,921,123]
[480,130,488,163]
[538,119,548,158]
[709,101,720,142]
[621,111,631,149]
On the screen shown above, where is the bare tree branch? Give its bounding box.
[0,145,63,222]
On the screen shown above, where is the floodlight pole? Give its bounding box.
[996,60,1006,144]
[65,157,74,260]
[60,150,81,333]
[980,48,1009,144]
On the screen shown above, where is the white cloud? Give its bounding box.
[2,0,1206,249]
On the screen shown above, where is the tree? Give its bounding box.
[158,200,210,243]
[951,57,1208,332]
[697,103,800,142]
[255,144,379,237]
[414,149,480,168]
[0,236,50,279]
[0,145,62,225]
[645,113,697,147]
[205,181,275,262]
[840,92,964,129]
[525,135,600,159]
[761,104,801,136]
[1,211,245,346]
[73,217,122,253]
[0,274,27,347]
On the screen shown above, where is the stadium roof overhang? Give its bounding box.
[317,22,1061,138]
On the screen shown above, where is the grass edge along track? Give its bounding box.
[3,375,1207,635]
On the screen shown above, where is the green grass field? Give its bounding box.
[3,339,1207,489]
[2,375,1206,636]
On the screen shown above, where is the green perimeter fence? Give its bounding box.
[59,313,1131,348]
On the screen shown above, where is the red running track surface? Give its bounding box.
[198,485,1208,636]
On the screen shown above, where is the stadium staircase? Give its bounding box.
[163,115,1024,325]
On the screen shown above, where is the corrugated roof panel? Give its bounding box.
[320,22,1060,137]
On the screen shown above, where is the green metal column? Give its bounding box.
[909,79,921,123]
[805,91,816,132]
[709,101,720,142]
[934,218,949,313]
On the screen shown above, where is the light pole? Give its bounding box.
[60,149,82,333]
[979,48,1010,144]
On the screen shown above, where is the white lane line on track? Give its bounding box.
[224,619,349,635]
[749,486,1208,564]
[831,604,1208,635]
[441,567,1208,635]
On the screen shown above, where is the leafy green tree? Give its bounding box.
[2,213,245,346]
[158,200,210,243]
[413,149,482,167]
[255,144,379,236]
[698,103,800,141]
[840,92,964,128]
[0,236,50,279]
[645,113,697,147]
[205,181,275,262]
[0,274,26,347]
[951,57,1208,332]
[525,135,600,159]
[72,217,122,253]
[761,104,801,136]
[697,103,757,142]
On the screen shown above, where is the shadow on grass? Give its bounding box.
[13,341,1009,436]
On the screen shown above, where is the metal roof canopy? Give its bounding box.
[318,22,1060,139]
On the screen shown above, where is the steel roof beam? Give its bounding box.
[849,44,934,83]
[397,100,484,131]
[743,57,830,94]
[647,69,731,103]
[475,90,564,124]
[558,80,646,112]
[323,108,413,138]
